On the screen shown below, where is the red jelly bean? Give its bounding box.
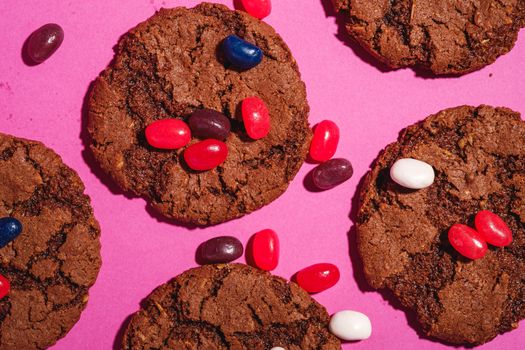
[309,120,340,162]
[251,229,279,271]
[296,263,340,293]
[183,139,228,171]
[475,210,513,247]
[0,274,10,300]
[241,0,272,19]
[241,97,270,140]
[145,119,191,149]
[448,224,488,260]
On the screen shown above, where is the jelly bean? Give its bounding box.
[242,97,270,139]
[329,310,372,341]
[26,23,64,64]
[296,263,340,293]
[312,158,353,190]
[251,229,279,271]
[448,224,488,260]
[222,35,263,70]
[309,120,339,162]
[241,0,272,19]
[188,109,231,140]
[183,139,228,171]
[390,158,435,189]
[145,119,191,150]
[271,347,285,350]
[475,210,512,247]
[0,217,22,248]
[0,274,10,300]
[198,236,244,264]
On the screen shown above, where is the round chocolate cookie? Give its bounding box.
[333,0,525,74]
[0,133,101,349]
[122,264,341,349]
[88,3,311,225]
[357,105,525,344]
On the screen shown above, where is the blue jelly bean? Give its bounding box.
[0,217,22,248]
[222,35,263,70]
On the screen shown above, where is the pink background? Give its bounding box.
[1,0,524,349]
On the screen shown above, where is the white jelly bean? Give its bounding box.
[390,158,435,189]
[271,347,285,350]
[329,310,372,341]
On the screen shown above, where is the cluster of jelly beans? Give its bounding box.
[389,158,514,259]
[146,112,227,171]
[25,23,64,64]
[145,35,270,171]
[309,120,354,190]
[448,210,513,260]
[0,217,23,299]
[388,158,513,260]
[195,230,372,342]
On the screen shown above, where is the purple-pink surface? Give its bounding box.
[1,0,524,349]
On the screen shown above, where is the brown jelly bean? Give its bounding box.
[312,158,353,190]
[197,236,243,264]
[26,23,64,64]
[188,109,231,140]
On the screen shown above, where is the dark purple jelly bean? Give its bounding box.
[188,109,231,140]
[198,236,243,264]
[312,158,353,190]
[26,23,64,64]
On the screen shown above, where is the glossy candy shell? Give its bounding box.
[251,229,279,271]
[0,217,22,248]
[241,0,272,19]
[309,120,339,162]
[189,109,231,140]
[242,97,270,139]
[296,263,340,293]
[26,23,64,64]
[390,158,435,189]
[198,236,244,264]
[222,35,263,70]
[145,119,191,149]
[312,158,353,190]
[183,139,228,171]
[0,274,10,300]
[329,310,372,341]
[448,224,488,260]
[474,210,513,247]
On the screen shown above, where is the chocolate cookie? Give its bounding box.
[88,3,311,225]
[333,0,525,74]
[122,264,341,349]
[357,105,525,344]
[0,133,101,349]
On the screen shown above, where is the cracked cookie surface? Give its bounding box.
[357,105,525,344]
[122,264,341,350]
[0,133,101,349]
[88,3,311,225]
[333,0,525,74]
